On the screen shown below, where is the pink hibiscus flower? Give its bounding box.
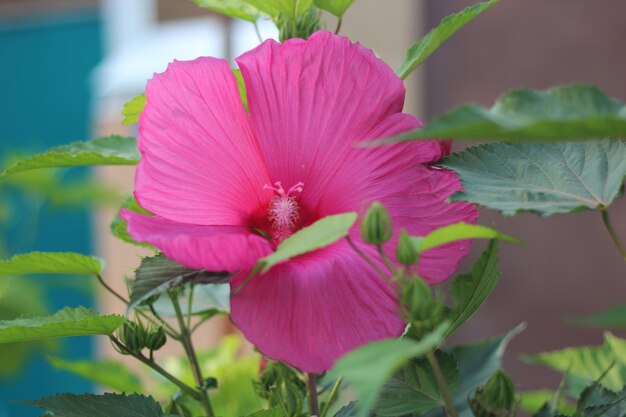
[122,31,477,373]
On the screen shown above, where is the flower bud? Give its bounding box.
[145,326,167,351]
[278,7,321,41]
[401,277,447,339]
[118,321,147,354]
[396,229,419,266]
[360,202,393,245]
[470,370,518,417]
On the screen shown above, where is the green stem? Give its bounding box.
[601,208,626,261]
[110,336,200,401]
[426,350,459,417]
[307,373,320,417]
[320,377,342,417]
[186,284,195,329]
[376,245,396,274]
[96,274,128,304]
[334,17,343,34]
[170,293,215,417]
[148,304,179,339]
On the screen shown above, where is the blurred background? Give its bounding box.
[0,0,624,416]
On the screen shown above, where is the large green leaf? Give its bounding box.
[368,86,626,145]
[193,0,260,22]
[152,284,231,317]
[441,140,626,216]
[445,240,501,339]
[129,254,229,310]
[48,356,143,393]
[327,322,449,417]
[571,304,626,329]
[415,223,518,253]
[23,393,166,417]
[425,325,524,417]
[575,384,626,417]
[247,408,284,417]
[375,351,459,416]
[314,0,355,17]
[526,332,626,392]
[245,0,312,18]
[397,0,499,79]
[0,307,125,343]
[334,402,358,416]
[256,212,357,273]
[0,252,104,276]
[0,136,139,178]
[121,94,146,125]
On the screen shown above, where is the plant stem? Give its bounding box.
[320,377,342,417]
[346,236,390,280]
[426,350,459,417]
[96,274,128,304]
[334,17,343,34]
[110,336,200,401]
[601,209,626,261]
[148,304,180,339]
[376,245,396,274]
[307,373,320,417]
[170,293,215,417]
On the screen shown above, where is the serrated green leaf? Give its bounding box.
[257,212,357,274]
[0,136,139,178]
[23,393,166,417]
[314,0,355,17]
[445,240,501,339]
[0,252,104,276]
[526,332,626,392]
[129,254,229,311]
[441,140,626,216]
[576,384,626,417]
[571,304,626,329]
[415,223,518,253]
[245,0,312,18]
[369,86,626,145]
[0,307,125,343]
[426,325,524,417]
[334,402,358,416]
[397,0,499,79]
[121,94,146,125]
[47,356,143,393]
[327,322,449,417]
[193,0,260,22]
[375,350,459,416]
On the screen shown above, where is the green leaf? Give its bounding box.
[526,332,626,392]
[519,390,576,415]
[245,0,313,18]
[233,69,249,111]
[47,356,143,393]
[334,402,358,416]
[397,0,499,79]
[0,307,125,343]
[0,136,139,178]
[415,223,519,253]
[0,252,104,276]
[375,350,459,416]
[129,254,229,311]
[571,304,626,328]
[193,0,260,22]
[314,0,355,17]
[256,212,357,274]
[441,140,626,216]
[151,284,231,317]
[445,240,501,339]
[121,94,146,125]
[368,85,626,145]
[246,407,284,417]
[424,326,524,417]
[327,322,449,417]
[23,393,166,417]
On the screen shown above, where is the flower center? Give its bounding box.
[264,181,304,242]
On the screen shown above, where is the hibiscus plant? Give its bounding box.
[1,0,626,416]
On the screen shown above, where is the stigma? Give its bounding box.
[264,181,304,241]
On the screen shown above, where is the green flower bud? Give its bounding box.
[470,370,518,417]
[278,6,322,41]
[119,321,147,354]
[360,201,393,245]
[145,326,167,351]
[401,277,447,339]
[396,229,419,266]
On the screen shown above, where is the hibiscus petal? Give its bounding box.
[230,242,405,373]
[135,57,271,226]
[121,210,273,272]
[237,31,440,212]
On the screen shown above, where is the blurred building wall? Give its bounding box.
[422,0,626,391]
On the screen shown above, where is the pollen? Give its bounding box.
[264,181,304,241]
